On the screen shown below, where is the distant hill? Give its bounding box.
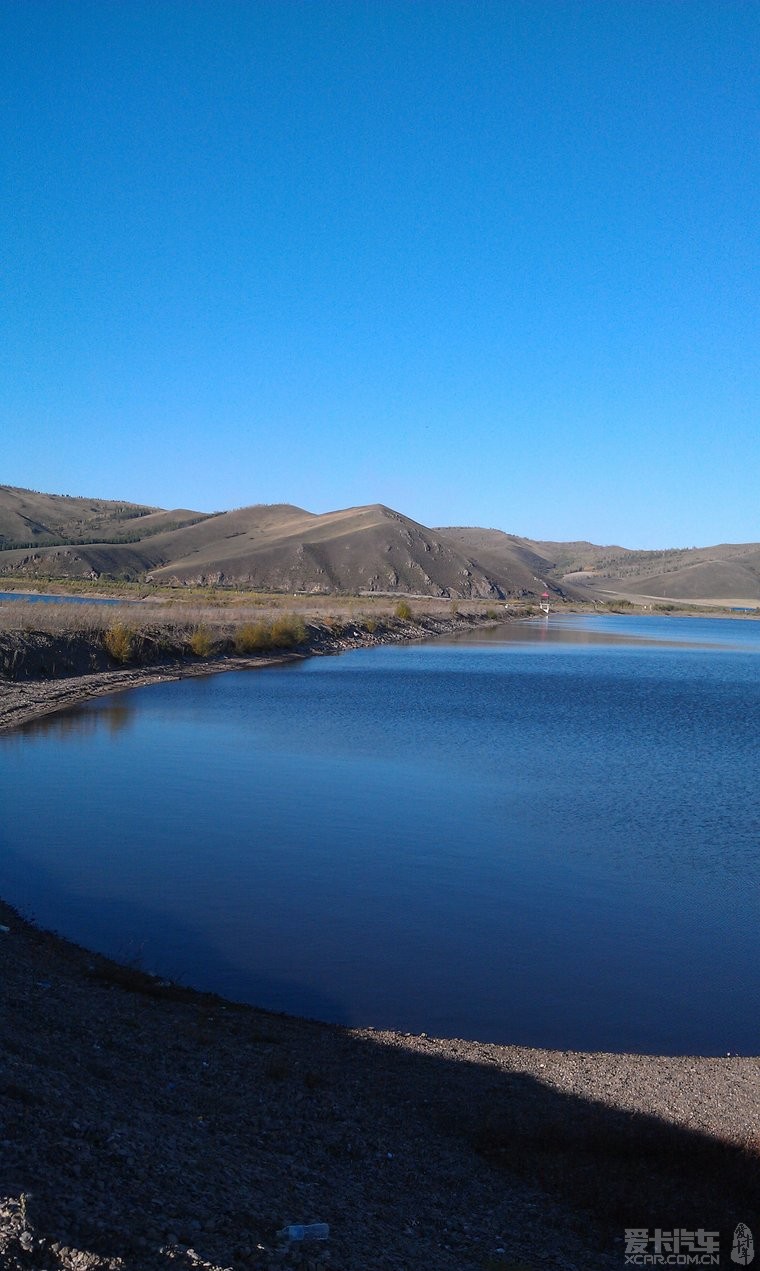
[539,540,760,603]
[522,539,632,572]
[0,485,210,550]
[1,486,757,602]
[0,489,549,598]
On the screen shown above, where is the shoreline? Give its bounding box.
[1,614,759,1268]
[0,650,299,734]
[3,602,758,737]
[0,608,486,734]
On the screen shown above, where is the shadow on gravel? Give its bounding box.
[322,1033,760,1264]
[2,1000,758,1269]
[461,1066,760,1252]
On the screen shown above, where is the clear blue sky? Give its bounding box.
[2,1,757,548]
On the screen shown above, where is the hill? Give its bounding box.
[0,485,211,551]
[0,490,546,598]
[145,503,583,597]
[435,526,572,597]
[1,486,757,602]
[541,541,760,603]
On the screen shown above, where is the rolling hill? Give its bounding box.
[1,485,757,602]
[0,488,563,598]
[538,540,760,603]
[0,485,209,548]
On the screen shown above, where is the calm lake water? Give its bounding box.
[0,591,120,605]
[2,614,759,1055]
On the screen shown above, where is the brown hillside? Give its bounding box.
[0,493,542,597]
[2,485,756,602]
[436,527,586,600]
[526,539,632,572]
[0,485,160,548]
[610,553,760,602]
[0,503,308,584]
[147,503,509,596]
[548,540,760,602]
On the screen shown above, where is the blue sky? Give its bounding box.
[2,1,757,548]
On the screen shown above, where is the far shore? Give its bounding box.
[1,603,759,1269]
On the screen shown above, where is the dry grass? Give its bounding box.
[0,577,518,619]
[188,624,215,657]
[0,593,508,683]
[102,622,135,663]
[0,591,512,643]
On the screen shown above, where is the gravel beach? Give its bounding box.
[2,640,759,1271]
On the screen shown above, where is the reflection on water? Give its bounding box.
[457,620,662,647]
[10,699,135,742]
[1,614,759,1054]
[452,615,754,651]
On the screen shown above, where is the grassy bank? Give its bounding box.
[0,595,522,683]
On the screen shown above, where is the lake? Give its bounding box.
[0,591,120,605]
[1,613,759,1055]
